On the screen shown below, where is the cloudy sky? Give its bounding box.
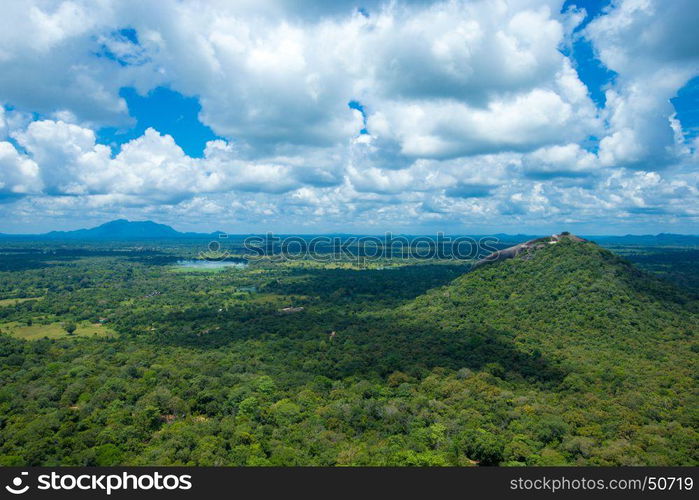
[0,0,698,234]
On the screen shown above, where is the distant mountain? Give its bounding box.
[0,219,223,240]
[45,219,182,239]
[586,233,699,246]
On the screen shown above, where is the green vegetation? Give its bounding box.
[0,238,696,466]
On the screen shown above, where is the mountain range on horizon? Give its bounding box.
[0,219,698,245]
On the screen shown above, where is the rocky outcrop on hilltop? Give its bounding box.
[473,232,586,269]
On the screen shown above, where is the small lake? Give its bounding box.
[174,259,248,271]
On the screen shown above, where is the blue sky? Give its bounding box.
[96,87,220,158]
[561,0,616,108]
[0,0,698,234]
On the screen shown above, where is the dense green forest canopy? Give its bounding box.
[0,237,697,466]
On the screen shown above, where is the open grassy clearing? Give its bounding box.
[0,321,115,340]
[0,297,44,307]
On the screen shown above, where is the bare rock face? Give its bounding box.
[473,232,586,269]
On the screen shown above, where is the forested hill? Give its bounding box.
[397,238,698,463]
[405,238,697,364]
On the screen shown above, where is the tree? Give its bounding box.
[95,444,123,466]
